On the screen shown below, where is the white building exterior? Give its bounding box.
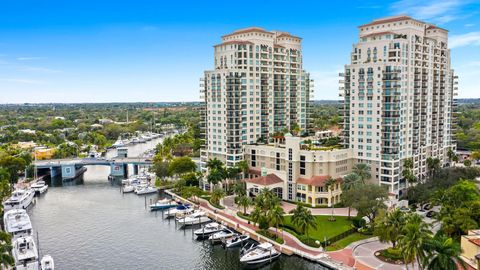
[200,27,313,168]
[340,16,457,196]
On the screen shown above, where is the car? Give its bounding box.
[426,211,436,218]
[399,206,410,212]
[423,203,432,211]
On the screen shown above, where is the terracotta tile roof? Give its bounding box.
[469,238,480,247]
[360,31,396,38]
[222,27,273,38]
[245,173,283,186]
[297,175,341,187]
[426,25,448,32]
[359,16,413,28]
[248,168,261,176]
[277,33,301,40]
[214,40,254,47]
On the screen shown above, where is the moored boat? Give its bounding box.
[165,204,193,218]
[176,211,210,227]
[122,185,135,193]
[3,189,35,211]
[193,222,223,238]
[3,209,33,239]
[12,236,39,270]
[209,228,235,244]
[41,254,55,270]
[224,234,250,248]
[239,242,280,265]
[135,186,158,195]
[31,180,48,194]
[149,198,177,211]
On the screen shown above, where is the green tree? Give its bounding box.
[427,157,441,178]
[463,159,472,167]
[269,205,285,234]
[398,214,432,269]
[341,173,362,219]
[152,158,170,179]
[423,234,466,270]
[233,181,246,197]
[290,204,317,240]
[0,231,14,269]
[206,168,225,189]
[237,195,252,215]
[403,158,417,198]
[210,188,225,205]
[352,163,371,184]
[374,209,406,248]
[168,156,196,176]
[236,160,249,179]
[343,184,388,224]
[447,148,456,164]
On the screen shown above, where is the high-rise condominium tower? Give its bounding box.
[340,16,457,196]
[200,27,313,168]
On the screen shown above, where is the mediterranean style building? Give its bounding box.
[243,134,353,206]
[200,27,313,169]
[339,15,457,196]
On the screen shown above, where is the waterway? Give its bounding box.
[28,138,327,269]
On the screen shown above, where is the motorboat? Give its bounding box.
[3,209,33,239]
[41,255,55,270]
[112,137,125,148]
[193,222,224,238]
[12,236,39,270]
[3,189,35,211]
[135,186,158,195]
[31,180,48,194]
[209,228,235,244]
[240,242,280,265]
[122,185,135,193]
[225,234,250,248]
[165,204,193,218]
[131,137,141,144]
[176,211,210,227]
[150,198,177,211]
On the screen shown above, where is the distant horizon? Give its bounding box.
[1,0,479,103]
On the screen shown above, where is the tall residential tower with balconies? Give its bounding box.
[200,27,313,168]
[339,16,457,196]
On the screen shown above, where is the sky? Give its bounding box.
[0,0,479,103]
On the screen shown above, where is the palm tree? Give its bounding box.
[0,231,14,269]
[423,234,466,270]
[374,209,406,248]
[268,205,285,233]
[353,163,371,184]
[426,157,441,178]
[225,166,240,192]
[447,148,456,165]
[398,214,432,269]
[210,188,225,205]
[236,160,249,179]
[403,158,417,198]
[237,195,252,215]
[206,158,224,171]
[206,168,225,190]
[341,173,361,219]
[233,181,246,197]
[325,177,337,221]
[290,205,317,240]
[250,207,263,227]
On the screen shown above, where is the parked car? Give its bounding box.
[426,211,436,218]
[423,203,432,211]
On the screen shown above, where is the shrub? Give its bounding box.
[256,230,284,244]
[352,216,366,229]
[380,248,404,261]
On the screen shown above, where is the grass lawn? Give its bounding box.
[283,215,353,240]
[326,233,373,251]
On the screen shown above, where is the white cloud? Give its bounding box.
[17,57,47,61]
[0,78,46,85]
[465,23,475,27]
[390,0,469,24]
[450,32,480,48]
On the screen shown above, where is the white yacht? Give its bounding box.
[12,236,39,270]
[3,189,35,211]
[165,204,193,218]
[176,211,210,227]
[40,255,54,270]
[225,234,250,248]
[112,137,125,148]
[3,209,33,239]
[31,181,48,194]
[209,228,235,244]
[135,186,158,195]
[240,242,280,265]
[122,185,135,193]
[193,222,223,238]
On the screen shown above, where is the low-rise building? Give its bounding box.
[16,141,38,149]
[243,134,354,206]
[461,230,480,269]
[34,147,56,160]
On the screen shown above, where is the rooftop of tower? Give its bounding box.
[359,15,448,32]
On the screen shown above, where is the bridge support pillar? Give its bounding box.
[123,165,129,178]
[111,163,126,178]
[133,165,139,175]
[61,164,77,179]
[50,166,61,178]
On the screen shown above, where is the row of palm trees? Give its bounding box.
[374,209,465,270]
[205,158,249,192]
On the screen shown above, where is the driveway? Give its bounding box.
[352,240,419,270]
